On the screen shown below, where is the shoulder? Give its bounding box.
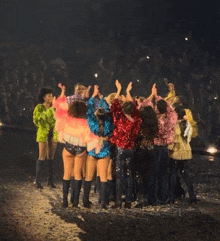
[34,104,44,111]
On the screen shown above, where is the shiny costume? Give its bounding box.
[33,104,58,142]
[167,120,196,203]
[140,96,177,204]
[54,96,100,152]
[86,97,114,158]
[110,99,142,149]
[110,99,142,206]
[165,89,198,138]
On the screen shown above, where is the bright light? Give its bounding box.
[23,108,26,111]
[185,37,188,41]
[214,96,218,100]
[146,56,150,59]
[94,73,98,78]
[0,122,3,127]
[137,79,140,82]
[207,146,218,154]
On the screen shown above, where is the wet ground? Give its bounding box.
[0,128,220,241]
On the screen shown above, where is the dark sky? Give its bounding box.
[1,0,220,47]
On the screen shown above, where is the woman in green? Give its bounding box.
[33,87,58,189]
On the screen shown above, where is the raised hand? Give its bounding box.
[92,85,99,97]
[58,83,66,91]
[58,83,66,97]
[126,82,132,92]
[151,83,157,96]
[115,79,122,90]
[168,83,174,91]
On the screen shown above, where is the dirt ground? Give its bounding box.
[0,129,220,241]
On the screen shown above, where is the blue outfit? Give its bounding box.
[86,97,114,158]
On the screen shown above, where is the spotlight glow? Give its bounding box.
[0,122,3,127]
[94,73,98,78]
[207,146,218,154]
[185,37,188,41]
[146,56,150,59]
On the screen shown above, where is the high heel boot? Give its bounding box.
[83,181,92,208]
[72,179,82,208]
[47,159,56,188]
[35,160,44,189]
[62,180,70,208]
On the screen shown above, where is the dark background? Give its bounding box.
[1,0,220,145]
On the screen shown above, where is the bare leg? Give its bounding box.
[85,155,97,181]
[62,148,75,180]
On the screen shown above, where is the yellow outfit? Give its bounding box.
[165,90,198,138]
[168,120,192,160]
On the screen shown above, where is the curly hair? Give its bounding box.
[122,101,135,115]
[68,100,87,118]
[38,87,53,103]
[157,99,167,114]
[139,106,158,141]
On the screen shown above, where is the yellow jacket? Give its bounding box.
[168,120,192,160]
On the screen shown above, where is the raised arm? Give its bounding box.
[114,79,122,99]
[87,85,99,120]
[58,83,66,97]
[125,82,133,101]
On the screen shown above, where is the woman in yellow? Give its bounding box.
[167,105,197,204]
[33,87,58,189]
[165,83,198,138]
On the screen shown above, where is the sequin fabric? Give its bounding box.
[33,104,58,142]
[86,97,114,158]
[109,99,142,150]
[141,96,177,146]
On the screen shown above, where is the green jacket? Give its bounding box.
[33,104,58,142]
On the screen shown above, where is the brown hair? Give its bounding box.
[68,100,87,118]
[95,108,106,137]
[122,101,135,115]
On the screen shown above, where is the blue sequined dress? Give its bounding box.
[86,97,114,158]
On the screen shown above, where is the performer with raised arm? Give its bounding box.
[83,85,114,209]
[140,83,177,205]
[110,80,142,209]
[54,83,101,208]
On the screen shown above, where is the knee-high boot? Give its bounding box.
[72,179,82,207]
[83,181,92,208]
[100,182,108,209]
[47,159,56,188]
[62,179,70,208]
[35,160,44,189]
[94,176,101,194]
[70,177,75,204]
[107,179,116,204]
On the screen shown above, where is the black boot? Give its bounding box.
[62,180,70,208]
[70,177,75,204]
[107,180,116,204]
[112,178,122,209]
[35,160,44,189]
[83,181,92,208]
[72,179,82,208]
[100,182,108,209]
[47,159,56,188]
[94,176,101,194]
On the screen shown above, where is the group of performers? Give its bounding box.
[33,80,198,209]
